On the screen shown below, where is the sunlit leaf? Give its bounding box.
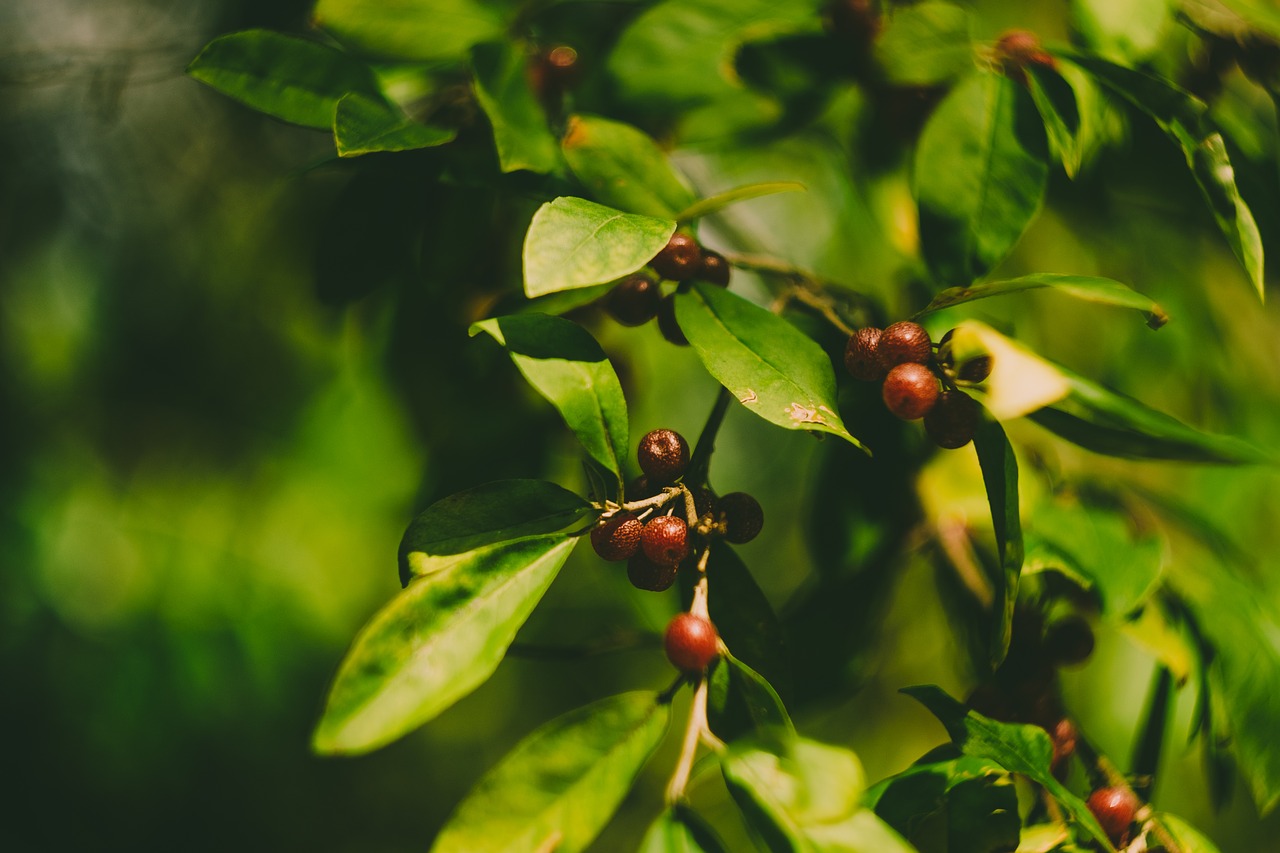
[431,692,670,853]
[1071,0,1173,62]
[676,182,806,222]
[313,535,578,755]
[920,273,1167,327]
[471,41,560,174]
[333,93,456,157]
[639,806,730,853]
[313,0,508,61]
[562,115,696,218]
[974,420,1023,669]
[1149,812,1223,852]
[875,1,974,86]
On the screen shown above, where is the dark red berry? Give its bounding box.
[958,355,993,383]
[638,428,689,483]
[995,30,1056,83]
[641,515,689,567]
[1044,616,1095,667]
[657,295,688,346]
[924,390,980,449]
[604,275,661,326]
[1049,717,1077,774]
[844,327,885,381]
[716,492,764,544]
[590,512,642,561]
[629,475,659,501]
[528,45,580,104]
[628,553,678,591]
[698,250,731,286]
[664,613,720,673]
[882,363,939,420]
[687,486,716,521]
[878,321,933,369]
[1087,786,1139,846]
[650,233,703,281]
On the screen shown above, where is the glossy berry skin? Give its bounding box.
[638,428,690,484]
[1044,615,1095,667]
[844,327,885,381]
[641,515,689,567]
[664,613,720,673]
[627,553,678,591]
[651,233,703,281]
[590,512,642,561]
[924,390,980,449]
[878,321,933,369]
[717,492,764,544]
[1087,786,1139,846]
[656,295,688,346]
[604,275,661,326]
[882,363,939,420]
[698,250,731,286]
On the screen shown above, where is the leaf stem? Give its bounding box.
[665,674,710,805]
[686,387,733,487]
[1130,665,1173,800]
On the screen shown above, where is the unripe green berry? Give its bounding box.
[590,512,642,561]
[641,515,689,567]
[882,362,939,420]
[638,428,689,484]
[664,612,719,673]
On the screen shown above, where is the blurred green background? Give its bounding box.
[4,0,1280,850]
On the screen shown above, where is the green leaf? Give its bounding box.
[676,182,806,222]
[431,692,670,853]
[875,1,974,86]
[333,93,456,157]
[1150,812,1223,852]
[313,535,578,754]
[312,0,508,62]
[1056,50,1265,300]
[902,685,1115,851]
[187,30,384,129]
[1070,0,1173,63]
[915,70,1048,285]
[919,273,1167,328]
[1212,0,1280,40]
[708,654,794,744]
[639,806,730,853]
[704,543,789,692]
[1026,64,1085,178]
[561,115,697,219]
[674,283,865,450]
[867,757,1018,853]
[471,314,629,494]
[471,41,561,174]
[974,420,1023,669]
[517,283,615,316]
[523,197,676,298]
[398,479,594,587]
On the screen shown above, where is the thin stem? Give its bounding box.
[666,675,710,805]
[787,286,858,336]
[686,387,733,487]
[593,487,683,517]
[1130,665,1174,800]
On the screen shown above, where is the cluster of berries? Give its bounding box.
[602,233,731,345]
[843,320,989,449]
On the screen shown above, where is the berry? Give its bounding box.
[664,613,720,673]
[698,250,731,287]
[641,515,689,567]
[995,30,1056,83]
[1049,717,1077,774]
[657,295,688,346]
[528,45,580,104]
[716,492,764,544]
[629,475,659,501]
[957,355,993,383]
[688,486,715,520]
[1086,786,1139,846]
[844,327,885,381]
[604,275,661,326]
[882,363,939,420]
[650,233,703,281]
[638,428,690,483]
[627,553,678,591]
[1044,616,1095,667]
[590,512,642,561]
[924,390,980,449]
[878,321,933,369]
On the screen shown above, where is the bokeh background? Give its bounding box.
[4,0,1280,850]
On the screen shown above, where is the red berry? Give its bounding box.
[589,512,642,561]
[664,613,719,673]
[638,428,689,483]
[650,233,702,281]
[1044,616,1095,667]
[641,515,689,567]
[844,327,885,381]
[604,275,661,326]
[698,250,731,286]
[656,294,688,346]
[716,492,764,544]
[882,363,939,420]
[1049,717,1077,774]
[995,30,1056,83]
[1086,787,1139,846]
[924,390,980,449]
[878,321,933,369]
[627,553,678,591]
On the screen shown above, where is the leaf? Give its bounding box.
[1212,0,1280,40]
[312,0,508,62]
[187,30,384,129]
[1026,64,1085,178]
[974,420,1023,669]
[902,685,1116,851]
[431,692,670,853]
[561,115,697,219]
[398,479,594,587]
[875,1,975,86]
[523,197,676,298]
[1149,812,1223,853]
[639,806,730,853]
[674,283,865,450]
[920,273,1167,328]
[676,182,807,222]
[915,71,1048,285]
[471,41,561,174]
[708,654,794,744]
[333,93,456,157]
[313,535,578,755]
[1055,50,1265,300]
[1070,0,1173,63]
[704,543,790,692]
[867,757,1018,853]
[471,314,628,494]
